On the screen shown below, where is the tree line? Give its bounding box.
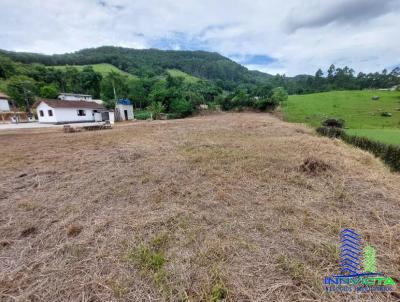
[270,65,400,95]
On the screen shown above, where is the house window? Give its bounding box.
[48,110,53,116]
[39,110,44,117]
[77,109,86,116]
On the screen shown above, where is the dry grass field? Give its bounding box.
[0,113,399,301]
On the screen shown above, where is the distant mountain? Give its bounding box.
[0,46,273,89]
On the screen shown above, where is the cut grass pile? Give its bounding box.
[0,113,399,301]
[284,90,400,145]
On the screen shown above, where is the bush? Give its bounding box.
[271,87,288,104]
[147,101,165,120]
[169,99,193,118]
[322,118,345,128]
[256,97,278,111]
[316,126,345,138]
[135,110,152,120]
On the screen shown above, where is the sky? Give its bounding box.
[0,0,399,76]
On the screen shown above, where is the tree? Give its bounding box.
[79,66,102,98]
[128,79,147,109]
[101,72,129,107]
[39,84,59,99]
[315,69,324,78]
[253,83,273,98]
[0,55,16,79]
[327,64,336,80]
[271,87,288,105]
[169,99,193,118]
[7,75,37,111]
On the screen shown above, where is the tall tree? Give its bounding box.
[7,75,37,111]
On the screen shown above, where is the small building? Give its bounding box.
[34,99,109,124]
[115,99,134,121]
[58,93,93,102]
[0,92,11,112]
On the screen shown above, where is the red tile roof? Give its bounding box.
[33,99,105,110]
[0,92,10,99]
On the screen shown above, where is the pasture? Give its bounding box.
[284,90,400,145]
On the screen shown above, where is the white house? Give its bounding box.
[58,93,93,101]
[0,92,11,112]
[34,99,107,124]
[115,99,134,121]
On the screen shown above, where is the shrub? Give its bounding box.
[135,110,152,120]
[169,99,193,118]
[147,102,165,120]
[316,126,345,138]
[271,87,288,104]
[322,118,345,128]
[256,97,278,111]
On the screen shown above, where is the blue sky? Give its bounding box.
[0,0,399,76]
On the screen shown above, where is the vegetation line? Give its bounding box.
[316,126,400,172]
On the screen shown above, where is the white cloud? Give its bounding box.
[0,0,399,75]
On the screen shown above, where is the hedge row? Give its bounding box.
[316,126,400,172]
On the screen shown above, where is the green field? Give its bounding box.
[49,65,200,83]
[346,128,400,145]
[49,63,138,80]
[166,69,200,83]
[284,90,400,145]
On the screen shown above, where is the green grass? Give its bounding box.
[346,129,400,145]
[49,63,138,80]
[284,90,400,145]
[166,69,200,83]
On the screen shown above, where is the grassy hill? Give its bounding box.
[0,46,272,89]
[49,63,138,80]
[49,65,201,83]
[284,90,400,144]
[166,69,200,83]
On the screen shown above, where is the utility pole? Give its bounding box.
[22,81,33,121]
[111,76,121,122]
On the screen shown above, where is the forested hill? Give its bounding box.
[0,46,272,90]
